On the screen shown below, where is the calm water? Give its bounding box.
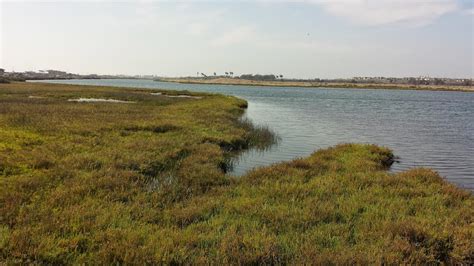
[31,79,474,191]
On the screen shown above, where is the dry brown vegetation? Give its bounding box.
[0,82,472,264]
[162,77,474,92]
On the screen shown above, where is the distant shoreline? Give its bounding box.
[158,77,474,92]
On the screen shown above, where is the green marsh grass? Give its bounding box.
[0,82,472,264]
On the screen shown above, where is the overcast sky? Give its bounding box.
[1,0,473,78]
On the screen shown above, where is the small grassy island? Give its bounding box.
[0,82,472,264]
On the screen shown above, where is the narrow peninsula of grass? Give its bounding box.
[0,82,472,264]
[160,77,474,92]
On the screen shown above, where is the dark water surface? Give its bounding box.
[31,79,474,191]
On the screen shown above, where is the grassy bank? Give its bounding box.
[0,82,472,264]
[160,77,474,92]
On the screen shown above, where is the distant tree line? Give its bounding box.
[239,74,283,81]
[197,72,234,78]
[194,71,472,86]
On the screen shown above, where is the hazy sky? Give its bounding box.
[1,0,473,78]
